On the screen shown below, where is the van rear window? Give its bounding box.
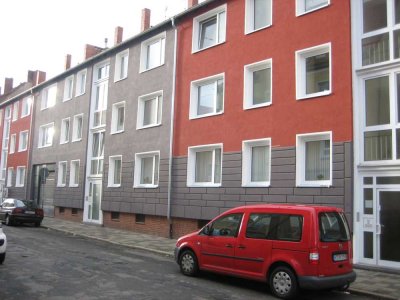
[319,212,350,242]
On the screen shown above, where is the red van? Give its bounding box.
[175,205,356,299]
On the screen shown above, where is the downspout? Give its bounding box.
[167,16,178,239]
[26,88,34,201]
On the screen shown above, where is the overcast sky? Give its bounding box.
[0,0,201,92]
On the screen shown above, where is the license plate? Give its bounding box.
[25,211,35,215]
[333,253,348,262]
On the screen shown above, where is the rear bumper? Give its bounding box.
[10,215,43,223]
[299,271,357,290]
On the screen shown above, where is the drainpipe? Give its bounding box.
[26,89,34,201]
[167,17,178,239]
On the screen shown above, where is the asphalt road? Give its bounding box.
[0,225,372,300]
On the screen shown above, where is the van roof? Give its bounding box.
[224,204,343,214]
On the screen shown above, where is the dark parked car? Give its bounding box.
[0,199,44,227]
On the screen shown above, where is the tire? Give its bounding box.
[179,250,199,276]
[35,221,41,227]
[269,266,299,299]
[5,215,12,226]
[0,253,5,265]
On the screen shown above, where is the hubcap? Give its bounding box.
[273,271,292,295]
[181,254,194,273]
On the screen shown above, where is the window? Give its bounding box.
[187,144,222,187]
[7,168,13,187]
[72,114,83,142]
[111,212,120,221]
[242,138,271,187]
[41,84,57,110]
[136,214,145,224]
[90,132,105,175]
[208,214,243,237]
[245,0,272,34]
[69,160,80,187]
[108,155,122,187]
[21,96,32,118]
[38,123,54,148]
[57,161,67,187]
[190,74,224,119]
[111,102,125,134]
[16,166,26,187]
[63,75,74,101]
[9,134,16,154]
[296,132,332,187]
[192,5,227,52]
[93,83,108,128]
[115,50,129,81]
[140,32,166,72]
[18,131,28,152]
[296,0,329,16]
[244,59,272,109]
[60,118,70,144]
[12,102,19,121]
[75,69,87,96]
[296,43,331,99]
[137,91,162,129]
[134,151,160,188]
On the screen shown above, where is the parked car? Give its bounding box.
[0,198,44,227]
[0,223,6,264]
[175,204,356,299]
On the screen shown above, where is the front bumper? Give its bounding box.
[299,271,357,290]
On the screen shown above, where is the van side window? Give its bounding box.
[246,214,272,239]
[210,213,243,237]
[275,215,303,242]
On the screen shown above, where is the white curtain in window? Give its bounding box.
[305,140,330,181]
[251,145,269,182]
[141,157,154,184]
[195,151,213,182]
[114,159,121,185]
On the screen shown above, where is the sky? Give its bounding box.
[0,0,201,92]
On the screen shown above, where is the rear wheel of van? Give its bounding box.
[179,250,198,277]
[269,266,298,299]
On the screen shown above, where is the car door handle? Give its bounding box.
[225,244,233,248]
[238,245,246,249]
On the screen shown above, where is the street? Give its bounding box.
[0,225,372,300]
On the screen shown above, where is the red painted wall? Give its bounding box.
[174,0,352,156]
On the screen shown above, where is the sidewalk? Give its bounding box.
[42,217,400,300]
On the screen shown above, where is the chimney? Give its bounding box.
[4,78,13,94]
[141,8,151,32]
[114,26,123,46]
[84,44,103,60]
[65,54,72,70]
[188,0,198,8]
[27,70,46,86]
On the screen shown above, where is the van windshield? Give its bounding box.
[319,212,350,242]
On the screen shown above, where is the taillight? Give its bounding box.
[35,209,44,217]
[13,208,24,214]
[309,248,319,265]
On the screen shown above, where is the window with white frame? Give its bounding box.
[9,134,16,154]
[21,96,32,118]
[137,91,162,129]
[190,74,224,119]
[187,144,222,187]
[75,69,87,96]
[192,5,227,52]
[57,161,67,187]
[242,138,271,187]
[12,102,19,121]
[245,0,272,34]
[0,109,3,124]
[111,102,125,134]
[16,166,26,187]
[296,0,329,16]
[41,84,57,110]
[63,75,74,101]
[244,59,272,109]
[115,50,129,81]
[108,155,122,187]
[69,160,80,187]
[134,151,160,188]
[7,168,13,187]
[72,114,83,142]
[93,83,108,128]
[140,32,166,72]
[18,131,28,152]
[296,132,332,187]
[60,118,70,144]
[296,43,331,99]
[90,131,105,175]
[38,123,54,148]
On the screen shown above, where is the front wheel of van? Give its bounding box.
[269,266,298,299]
[179,250,198,277]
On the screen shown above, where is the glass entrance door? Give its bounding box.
[85,182,102,223]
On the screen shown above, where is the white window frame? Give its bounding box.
[18,130,29,152]
[187,143,223,187]
[137,91,163,129]
[72,114,83,142]
[296,131,332,187]
[190,73,225,119]
[21,96,32,118]
[7,167,13,187]
[140,32,166,73]
[114,50,129,81]
[244,59,272,110]
[38,122,54,148]
[245,0,272,34]
[192,4,227,53]
[60,117,70,144]
[296,43,332,100]
[108,155,122,187]
[12,102,19,121]
[134,151,160,188]
[16,166,26,187]
[41,84,57,110]
[296,0,330,16]
[63,75,74,101]
[9,134,16,154]
[75,69,87,97]
[57,161,67,187]
[69,160,80,187]
[242,138,271,187]
[111,101,125,134]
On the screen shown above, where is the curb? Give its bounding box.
[349,288,398,300]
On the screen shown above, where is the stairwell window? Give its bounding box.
[140,32,166,72]
[245,0,272,34]
[57,161,67,187]
[41,84,57,110]
[296,0,329,16]
[12,102,19,121]
[137,91,162,129]
[134,151,160,188]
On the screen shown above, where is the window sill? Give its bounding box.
[69,184,79,188]
[136,123,162,130]
[75,92,86,98]
[296,3,330,17]
[60,141,69,145]
[189,111,223,120]
[57,184,66,188]
[111,130,125,135]
[134,184,158,189]
[242,182,270,188]
[108,184,121,188]
[192,41,225,54]
[63,97,72,102]
[38,144,52,149]
[297,90,331,101]
[187,183,222,188]
[243,102,272,111]
[72,138,82,143]
[15,185,24,188]
[245,24,272,35]
[139,63,165,74]
[18,149,27,153]
[20,114,30,119]
[296,181,332,188]
[114,76,128,83]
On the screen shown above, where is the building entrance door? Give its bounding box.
[84,181,102,224]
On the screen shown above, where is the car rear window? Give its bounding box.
[319,212,350,242]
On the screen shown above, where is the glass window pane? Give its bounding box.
[114,159,121,185]
[365,76,390,126]
[362,33,390,66]
[305,0,328,12]
[398,75,400,123]
[214,149,221,184]
[364,231,374,259]
[364,188,373,214]
[216,80,224,113]
[376,176,400,184]
[251,145,269,182]
[364,177,373,184]
[199,17,217,49]
[218,12,226,43]
[396,0,400,24]
[363,0,387,33]
[393,30,400,59]
[74,162,79,185]
[397,129,400,159]
[141,157,154,184]
[195,151,213,182]
[147,40,162,69]
[305,140,330,181]
[254,0,269,30]
[198,82,216,115]
[143,97,157,126]
[154,155,159,185]
[306,52,330,94]
[364,130,392,161]
[117,106,124,131]
[253,68,271,105]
